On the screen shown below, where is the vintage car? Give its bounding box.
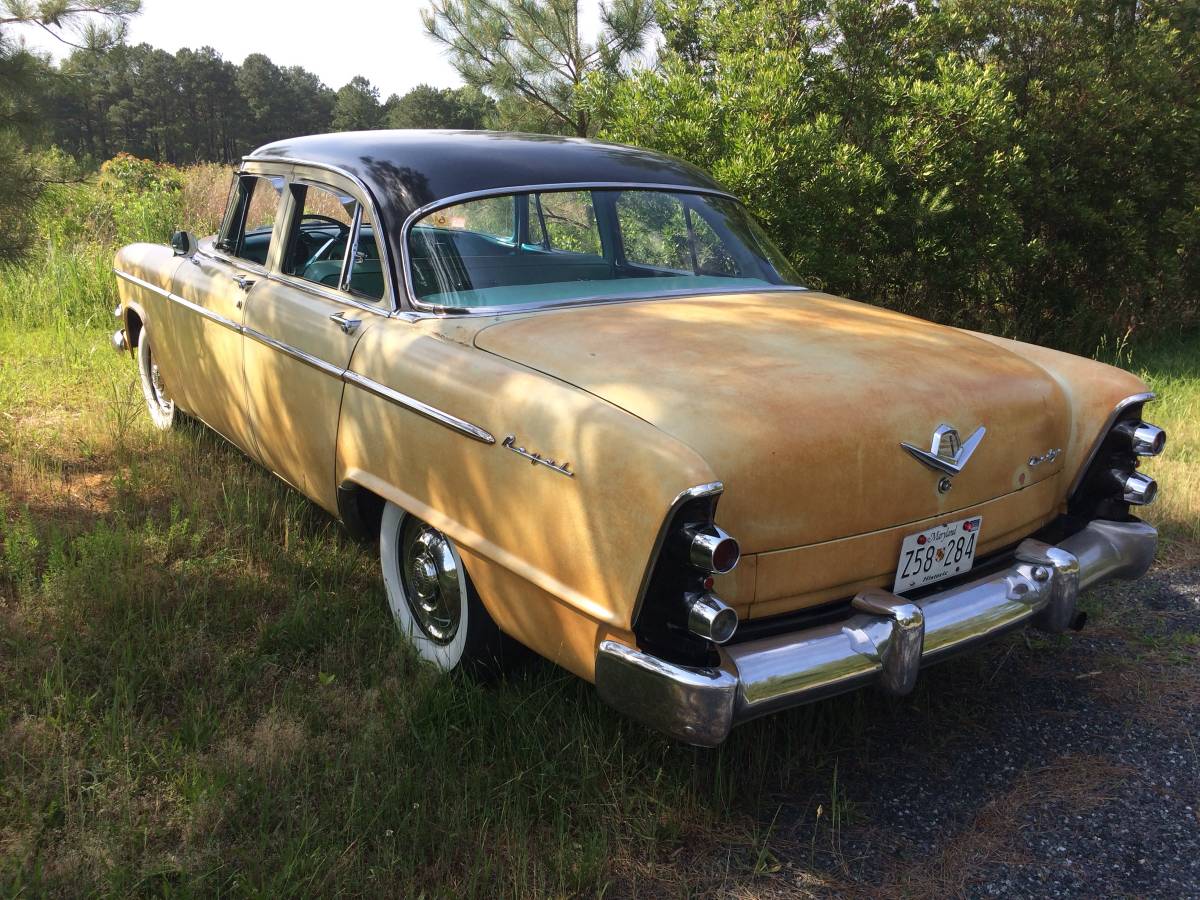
[112,131,1166,746]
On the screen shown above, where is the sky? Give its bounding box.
[15,0,612,98]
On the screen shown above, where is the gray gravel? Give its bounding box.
[771,563,1200,898]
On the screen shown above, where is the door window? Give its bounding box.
[347,206,385,300]
[284,183,356,289]
[217,174,285,266]
[281,182,386,302]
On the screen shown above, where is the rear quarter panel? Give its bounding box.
[335,317,717,680]
[968,332,1153,492]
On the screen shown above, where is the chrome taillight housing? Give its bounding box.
[633,486,742,663]
[1069,399,1165,520]
[686,524,741,574]
[1115,420,1167,457]
[1115,470,1158,505]
[684,592,739,644]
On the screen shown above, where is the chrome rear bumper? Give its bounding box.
[596,519,1157,746]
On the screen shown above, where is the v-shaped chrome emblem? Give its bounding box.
[901,424,986,477]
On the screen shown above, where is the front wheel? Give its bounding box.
[136,328,177,431]
[379,502,506,673]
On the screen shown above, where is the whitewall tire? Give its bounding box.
[379,501,505,673]
[136,328,177,431]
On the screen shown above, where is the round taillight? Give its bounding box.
[1114,470,1157,505]
[688,528,741,574]
[685,592,739,644]
[1117,420,1167,457]
[711,536,740,573]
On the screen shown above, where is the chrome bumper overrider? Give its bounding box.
[597,519,1158,746]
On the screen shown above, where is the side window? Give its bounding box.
[617,191,689,270]
[425,196,514,241]
[690,209,742,276]
[283,183,357,289]
[536,191,602,256]
[218,174,285,265]
[346,207,385,300]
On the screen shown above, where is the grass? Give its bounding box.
[0,171,1197,896]
[1,325,875,896]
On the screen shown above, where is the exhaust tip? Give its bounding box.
[685,592,739,644]
[1117,470,1157,505]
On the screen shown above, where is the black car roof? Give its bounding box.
[246,130,729,226]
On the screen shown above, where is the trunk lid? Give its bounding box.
[475,291,1069,552]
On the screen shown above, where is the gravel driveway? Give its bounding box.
[757,562,1200,898]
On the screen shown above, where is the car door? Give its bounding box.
[169,170,287,456]
[241,174,391,513]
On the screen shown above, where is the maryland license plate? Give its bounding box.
[894,516,982,594]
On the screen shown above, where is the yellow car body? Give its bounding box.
[113,132,1164,745]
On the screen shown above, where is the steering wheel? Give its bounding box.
[300,213,351,235]
[290,215,352,270]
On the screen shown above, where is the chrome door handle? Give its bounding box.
[329,311,362,334]
[234,275,255,291]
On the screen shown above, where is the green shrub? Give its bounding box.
[598,0,1200,352]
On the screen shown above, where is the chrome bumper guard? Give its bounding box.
[597,519,1157,746]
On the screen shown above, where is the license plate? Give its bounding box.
[893,516,982,594]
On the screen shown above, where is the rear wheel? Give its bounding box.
[379,501,505,673]
[136,328,176,431]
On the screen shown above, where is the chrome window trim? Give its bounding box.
[340,204,363,292]
[266,271,392,318]
[399,285,810,320]
[113,268,491,443]
[400,181,760,314]
[1067,391,1157,498]
[630,481,725,628]
[197,246,270,279]
[244,155,399,313]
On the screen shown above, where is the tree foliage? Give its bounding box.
[0,0,139,259]
[383,83,494,130]
[601,0,1200,350]
[28,46,498,165]
[423,0,654,135]
[333,75,383,131]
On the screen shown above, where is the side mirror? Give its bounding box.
[170,230,197,257]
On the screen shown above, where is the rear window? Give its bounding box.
[406,188,803,311]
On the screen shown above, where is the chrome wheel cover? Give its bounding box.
[398,519,462,644]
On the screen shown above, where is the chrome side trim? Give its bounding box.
[598,518,1158,746]
[114,269,242,333]
[241,326,344,378]
[243,155,399,312]
[1067,392,1157,498]
[630,481,725,628]
[113,267,494,445]
[342,370,495,444]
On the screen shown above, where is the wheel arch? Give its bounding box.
[123,300,148,351]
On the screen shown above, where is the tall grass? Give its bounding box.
[0,156,231,331]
